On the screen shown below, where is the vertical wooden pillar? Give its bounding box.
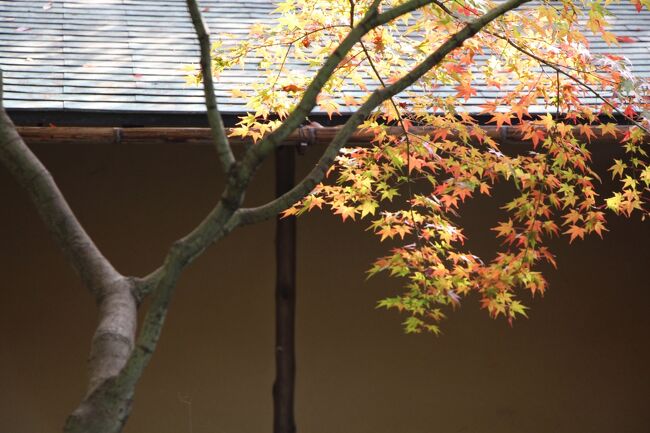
[273,145,297,433]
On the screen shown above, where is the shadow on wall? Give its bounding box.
[0,141,647,433]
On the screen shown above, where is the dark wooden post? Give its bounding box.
[273,145,297,433]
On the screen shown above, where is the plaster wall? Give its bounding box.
[0,141,648,433]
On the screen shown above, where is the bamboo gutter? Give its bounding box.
[16,124,638,147]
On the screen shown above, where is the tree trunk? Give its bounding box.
[63,382,134,433]
[64,277,138,433]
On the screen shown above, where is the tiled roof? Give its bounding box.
[0,0,649,115]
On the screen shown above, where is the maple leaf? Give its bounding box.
[307,195,325,210]
[319,98,340,119]
[492,220,514,238]
[600,123,618,138]
[578,124,596,142]
[230,89,247,98]
[524,128,545,148]
[433,128,450,141]
[621,176,638,190]
[282,84,304,93]
[479,182,492,195]
[488,112,512,130]
[555,123,572,138]
[564,225,586,243]
[623,104,636,118]
[359,200,379,218]
[334,205,356,222]
[278,13,301,29]
[393,225,411,239]
[509,301,528,318]
[401,118,413,133]
[455,187,473,202]
[249,23,265,36]
[480,101,497,114]
[539,113,555,131]
[592,220,607,238]
[609,159,627,179]
[454,82,477,101]
[444,63,466,75]
[343,95,358,106]
[439,194,459,210]
[601,31,619,46]
[562,209,582,226]
[510,101,530,122]
[377,226,396,241]
[380,188,399,201]
[538,247,557,268]
[281,207,299,218]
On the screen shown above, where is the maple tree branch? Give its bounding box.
[134,187,243,300]
[0,70,121,297]
[235,0,532,226]
[187,0,235,172]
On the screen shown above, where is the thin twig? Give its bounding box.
[494,33,650,136]
[359,39,423,245]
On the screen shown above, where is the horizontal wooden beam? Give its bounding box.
[16,124,636,147]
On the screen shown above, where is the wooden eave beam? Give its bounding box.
[16,124,639,147]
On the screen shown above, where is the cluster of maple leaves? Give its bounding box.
[192,0,650,333]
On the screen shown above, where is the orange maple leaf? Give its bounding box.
[487,112,513,130]
[578,124,596,142]
[564,225,586,243]
[454,82,478,101]
[524,128,545,148]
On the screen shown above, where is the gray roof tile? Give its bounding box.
[0,0,649,115]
